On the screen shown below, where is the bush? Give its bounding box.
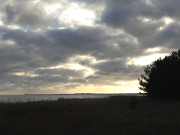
[139,49,180,100]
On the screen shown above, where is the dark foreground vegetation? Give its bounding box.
[1,96,180,135]
[139,48,180,100]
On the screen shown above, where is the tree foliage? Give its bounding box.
[139,49,180,100]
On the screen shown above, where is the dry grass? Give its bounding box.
[0,96,180,135]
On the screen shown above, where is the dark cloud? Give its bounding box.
[153,23,180,48]
[101,0,180,27]
[1,1,55,28]
[101,0,180,51]
[0,25,143,93]
[92,59,142,80]
[101,0,163,45]
[0,0,179,93]
[146,0,180,19]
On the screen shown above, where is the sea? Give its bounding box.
[0,93,144,103]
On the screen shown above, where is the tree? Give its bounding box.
[138,49,180,100]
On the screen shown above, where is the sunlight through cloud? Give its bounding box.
[128,53,169,66]
[60,3,96,27]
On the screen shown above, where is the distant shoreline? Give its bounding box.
[0,93,145,96]
[23,93,145,96]
[0,93,145,103]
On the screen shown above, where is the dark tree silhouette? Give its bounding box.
[139,49,180,100]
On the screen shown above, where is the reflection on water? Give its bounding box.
[0,93,144,103]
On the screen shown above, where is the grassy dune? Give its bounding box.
[0,96,180,135]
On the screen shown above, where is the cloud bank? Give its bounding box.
[0,0,179,94]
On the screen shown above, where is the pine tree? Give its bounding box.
[139,49,180,100]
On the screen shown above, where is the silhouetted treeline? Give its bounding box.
[139,49,180,100]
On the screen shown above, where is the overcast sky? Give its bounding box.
[0,0,179,94]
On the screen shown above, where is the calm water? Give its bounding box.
[0,93,144,102]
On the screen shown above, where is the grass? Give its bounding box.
[0,96,180,135]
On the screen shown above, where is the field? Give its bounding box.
[0,96,180,135]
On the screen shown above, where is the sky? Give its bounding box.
[0,0,179,94]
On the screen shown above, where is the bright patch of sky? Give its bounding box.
[68,81,140,94]
[128,53,169,66]
[59,3,96,27]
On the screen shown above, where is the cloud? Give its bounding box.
[0,25,143,93]
[153,23,180,48]
[101,0,180,51]
[0,1,55,28]
[85,59,142,85]
[0,0,102,29]
[0,0,179,94]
